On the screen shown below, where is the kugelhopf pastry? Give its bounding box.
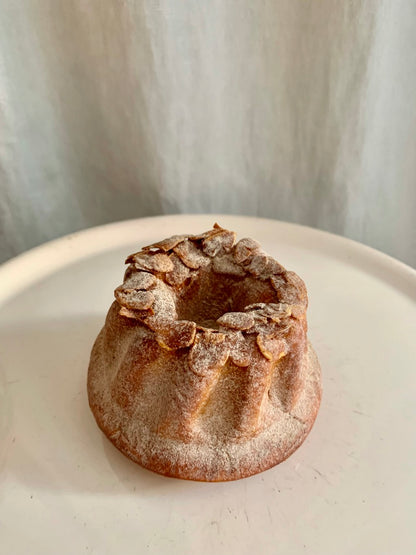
[88,224,321,481]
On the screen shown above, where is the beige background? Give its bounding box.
[0,1,415,266]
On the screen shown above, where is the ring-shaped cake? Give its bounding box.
[88,224,321,481]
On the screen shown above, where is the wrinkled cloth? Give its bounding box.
[0,1,415,267]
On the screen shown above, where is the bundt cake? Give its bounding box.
[88,224,321,481]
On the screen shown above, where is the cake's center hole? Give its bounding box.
[175,266,276,329]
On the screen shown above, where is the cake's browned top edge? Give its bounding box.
[112,223,308,357]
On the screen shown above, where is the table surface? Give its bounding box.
[0,214,415,555]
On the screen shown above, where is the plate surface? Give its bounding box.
[0,214,415,555]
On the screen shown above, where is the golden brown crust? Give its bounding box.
[87,224,322,481]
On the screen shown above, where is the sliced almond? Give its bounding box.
[156,320,197,350]
[217,312,255,331]
[114,289,155,310]
[165,253,192,286]
[131,252,174,273]
[173,240,210,269]
[256,334,287,361]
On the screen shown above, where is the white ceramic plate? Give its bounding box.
[1,215,415,555]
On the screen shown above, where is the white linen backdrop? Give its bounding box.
[0,1,415,266]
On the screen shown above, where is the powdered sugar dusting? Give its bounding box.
[87,224,322,481]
